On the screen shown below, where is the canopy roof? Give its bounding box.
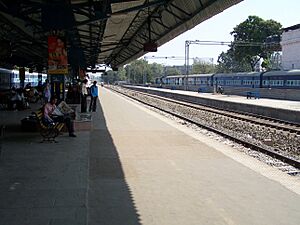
[0,0,243,70]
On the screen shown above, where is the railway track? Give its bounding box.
[125,87,300,134]
[108,86,300,171]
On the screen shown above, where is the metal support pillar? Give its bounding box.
[184,40,190,91]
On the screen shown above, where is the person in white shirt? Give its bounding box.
[81,79,88,112]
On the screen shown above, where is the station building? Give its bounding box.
[281,24,300,70]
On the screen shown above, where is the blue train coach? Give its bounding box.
[213,72,262,88]
[262,70,300,89]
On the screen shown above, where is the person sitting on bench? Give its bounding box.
[43,96,76,137]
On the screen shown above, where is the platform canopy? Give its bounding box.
[0,0,243,70]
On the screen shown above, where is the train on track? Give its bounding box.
[0,67,47,90]
[156,70,300,101]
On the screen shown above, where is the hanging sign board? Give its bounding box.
[48,36,68,74]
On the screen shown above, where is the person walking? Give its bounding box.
[89,81,98,112]
[81,79,88,112]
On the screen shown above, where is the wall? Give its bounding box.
[281,28,300,70]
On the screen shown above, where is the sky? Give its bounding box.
[143,0,300,66]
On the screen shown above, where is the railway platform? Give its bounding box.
[0,87,300,225]
[127,86,300,124]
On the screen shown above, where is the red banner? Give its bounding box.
[48,36,68,74]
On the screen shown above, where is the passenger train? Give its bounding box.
[158,70,300,101]
[0,67,47,90]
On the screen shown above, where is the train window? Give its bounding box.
[286,80,300,86]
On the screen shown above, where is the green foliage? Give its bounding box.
[117,67,126,81]
[124,59,166,84]
[149,63,164,81]
[192,61,215,74]
[261,59,270,71]
[216,50,251,73]
[217,15,282,72]
[104,70,117,84]
[124,59,149,84]
[165,67,181,76]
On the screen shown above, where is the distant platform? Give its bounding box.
[125,86,300,124]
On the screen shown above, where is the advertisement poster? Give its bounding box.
[48,36,68,74]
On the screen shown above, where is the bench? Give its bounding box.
[246,91,260,99]
[34,109,65,143]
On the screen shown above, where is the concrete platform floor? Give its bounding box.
[88,87,300,225]
[0,87,300,225]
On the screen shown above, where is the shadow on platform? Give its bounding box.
[87,98,141,225]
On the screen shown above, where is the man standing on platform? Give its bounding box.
[89,81,98,112]
[81,79,88,112]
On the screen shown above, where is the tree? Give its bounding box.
[149,63,164,82]
[105,70,117,84]
[217,16,282,72]
[192,61,215,74]
[216,50,251,73]
[165,66,181,76]
[232,15,282,71]
[124,59,151,84]
[117,67,126,81]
